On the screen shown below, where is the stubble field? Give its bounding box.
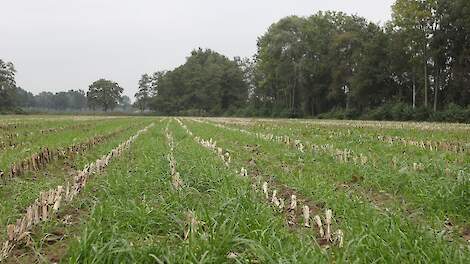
[0,115,469,263]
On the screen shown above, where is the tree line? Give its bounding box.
[134,0,469,121]
[2,0,469,121]
[0,60,130,112]
[135,49,248,115]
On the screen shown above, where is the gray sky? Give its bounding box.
[1,0,395,100]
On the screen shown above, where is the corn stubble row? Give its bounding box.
[312,125,467,154]
[248,118,470,132]
[178,119,343,248]
[164,125,183,190]
[171,121,232,242]
[206,120,450,173]
[206,119,470,244]
[0,127,130,182]
[198,119,372,165]
[176,119,231,167]
[0,123,95,151]
[375,135,467,153]
[260,180,344,248]
[0,123,154,262]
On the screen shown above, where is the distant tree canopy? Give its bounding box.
[139,0,469,121]
[2,0,469,121]
[0,62,127,112]
[87,79,124,112]
[1,59,91,111]
[0,59,17,110]
[134,74,152,112]
[33,90,88,110]
[144,48,248,115]
[1,61,126,112]
[254,12,390,116]
[119,95,132,111]
[6,87,89,111]
[251,4,470,117]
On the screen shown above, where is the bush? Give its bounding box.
[413,106,431,121]
[362,104,392,120]
[178,108,209,117]
[390,103,414,120]
[147,102,470,123]
[316,103,470,123]
[430,104,470,123]
[317,108,346,120]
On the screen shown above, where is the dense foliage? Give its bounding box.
[0,70,125,112]
[1,60,87,111]
[31,90,87,111]
[136,49,248,115]
[1,0,469,121]
[136,0,469,121]
[0,60,17,110]
[87,79,124,112]
[1,116,469,262]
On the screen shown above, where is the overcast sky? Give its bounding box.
[1,0,395,100]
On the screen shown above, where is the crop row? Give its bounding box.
[164,123,183,190]
[0,118,140,174]
[0,126,132,181]
[202,118,468,191]
[183,118,469,262]
[237,118,470,132]
[1,117,467,262]
[177,118,344,249]
[209,118,469,154]
[0,121,152,245]
[0,117,112,134]
[0,122,97,151]
[0,123,154,262]
[201,119,470,223]
[50,121,319,262]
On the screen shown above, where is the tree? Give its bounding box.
[35,92,55,109]
[256,16,307,116]
[437,0,470,107]
[87,79,123,112]
[385,24,415,107]
[0,59,17,110]
[392,0,439,108]
[328,14,368,111]
[134,74,152,112]
[53,91,70,110]
[255,12,391,116]
[67,89,87,110]
[31,90,87,111]
[119,95,132,111]
[128,4,469,120]
[148,49,248,115]
[12,87,35,108]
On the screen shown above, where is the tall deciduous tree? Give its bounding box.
[256,16,307,116]
[134,74,152,112]
[0,59,17,110]
[437,0,470,107]
[392,0,439,108]
[148,49,247,115]
[87,79,123,112]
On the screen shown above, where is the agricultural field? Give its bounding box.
[0,115,469,263]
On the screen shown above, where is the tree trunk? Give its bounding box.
[291,66,297,115]
[311,98,314,116]
[292,81,296,115]
[424,45,428,108]
[434,67,439,112]
[412,70,416,109]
